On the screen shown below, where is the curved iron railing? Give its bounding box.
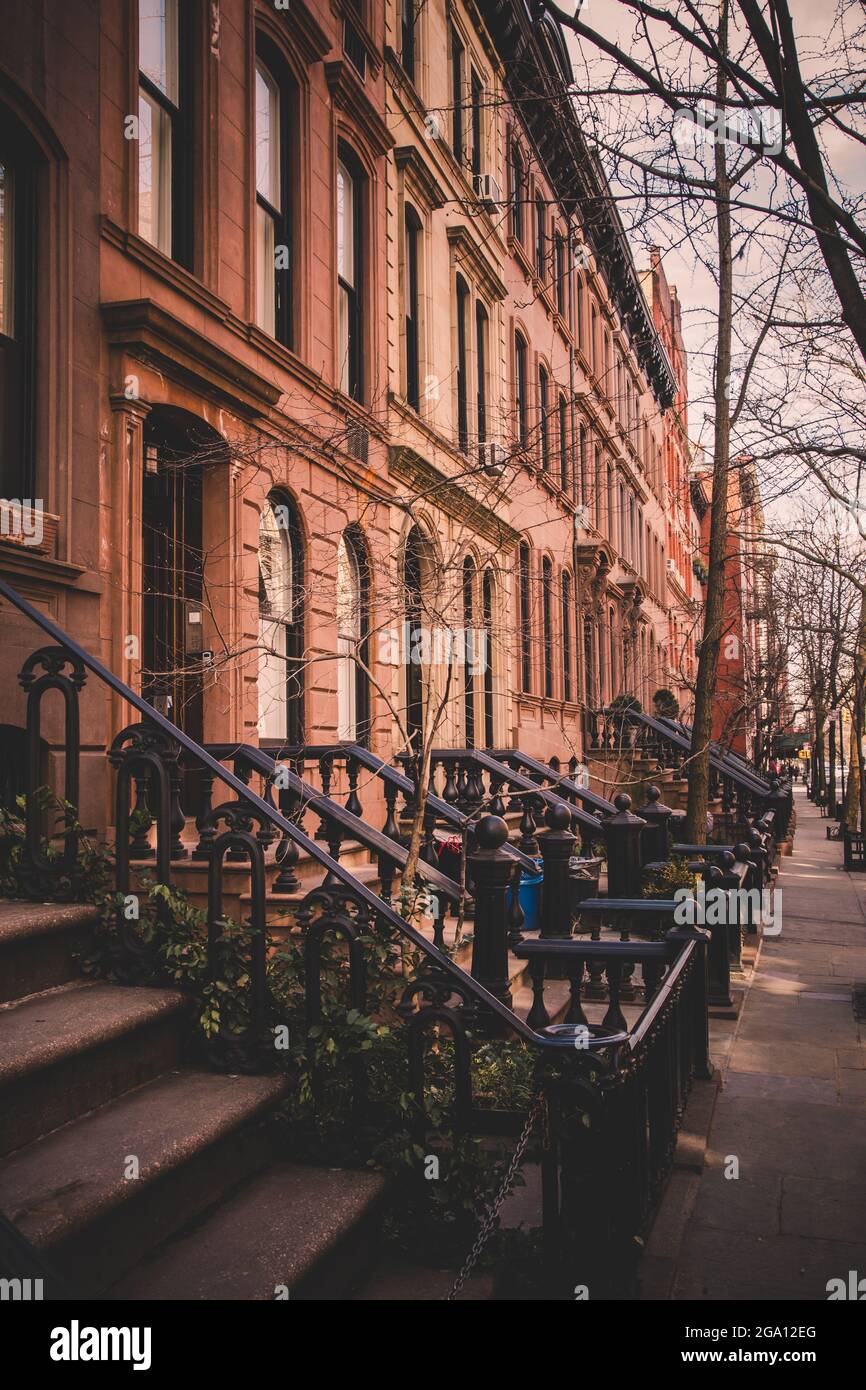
[0,576,716,1294]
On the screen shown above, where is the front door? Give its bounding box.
[142,421,204,751]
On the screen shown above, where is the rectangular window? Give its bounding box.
[451,28,464,164]
[471,70,483,181]
[0,157,36,499]
[562,573,573,702]
[519,545,532,691]
[138,0,191,266]
[535,198,546,280]
[337,156,362,399]
[405,210,420,409]
[255,58,290,342]
[515,335,528,446]
[456,278,469,450]
[539,367,549,471]
[401,0,415,82]
[555,233,566,317]
[476,302,488,445]
[559,395,569,492]
[511,143,524,242]
[542,560,553,699]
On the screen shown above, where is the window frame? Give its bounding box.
[534,195,546,281]
[254,41,294,347]
[337,144,365,402]
[137,0,194,267]
[542,556,554,700]
[538,364,550,472]
[0,138,37,500]
[518,541,532,692]
[456,274,470,451]
[404,203,421,410]
[510,140,524,242]
[515,332,528,448]
[562,570,573,703]
[451,26,464,165]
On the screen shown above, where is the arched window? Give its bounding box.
[515,333,528,447]
[538,365,550,471]
[482,568,495,746]
[609,606,618,699]
[593,446,602,528]
[138,0,192,265]
[258,494,304,744]
[255,42,293,345]
[462,556,476,746]
[558,393,569,492]
[337,148,363,400]
[583,613,594,707]
[404,205,421,410]
[404,526,428,751]
[562,571,573,702]
[510,141,524,242]
[0,120,37,498]
[579,423,587,509]
[518,541,532,691]
[336,530,370,742]
[456,274,469,451]
[542,557,554,699]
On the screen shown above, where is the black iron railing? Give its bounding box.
[0,576,716,1295]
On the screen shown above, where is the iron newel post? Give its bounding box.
[469,814,514,1015]
[603,793,647,897]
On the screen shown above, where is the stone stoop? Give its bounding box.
[0,899,391,1300]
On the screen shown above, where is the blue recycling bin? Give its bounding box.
[508,858,544,933]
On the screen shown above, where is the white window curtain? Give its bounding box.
[336,534,361,739]
[255,60,280,335]
[138,0,178,254]
[258,499,293,739]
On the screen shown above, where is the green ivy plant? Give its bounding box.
[0,791,550,1275]
[0,788,112,903]
[641,855,696,899]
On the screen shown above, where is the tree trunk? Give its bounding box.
[686,0,733,844]
[847,590,866,832]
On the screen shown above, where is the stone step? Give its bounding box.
[110,1160,389,1301]
[0,1068,286,1294]
[0,901,99,1004]
[0,980,188,1156]
[152,839,374,917]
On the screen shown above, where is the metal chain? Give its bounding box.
[446,1087,548,1301]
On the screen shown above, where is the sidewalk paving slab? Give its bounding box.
[642,788,866,1301]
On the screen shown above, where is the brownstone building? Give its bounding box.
[0,0,684,830]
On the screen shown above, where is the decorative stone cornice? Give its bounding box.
[394,146,447,211]
[389,445,520,548]
[101,299,282,417]
[446,225,508,303]
[325,60,394,157]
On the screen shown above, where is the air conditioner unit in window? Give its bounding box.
[474,173,502,206]
[478,441,506,477]
[666,558,677,573]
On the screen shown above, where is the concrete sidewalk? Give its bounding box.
[643,787,866,1300]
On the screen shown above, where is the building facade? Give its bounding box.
[641,247,701,719]
[695,453,774,759]
[0,0,685,829]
